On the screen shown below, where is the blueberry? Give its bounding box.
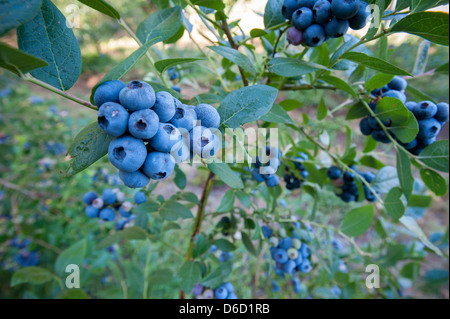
[362,171,375,183]
[364,186,376,202]
[108,136,147,172]
[92,197,104,209]
[227,293,238,299]
[194,103,221,130]
[303,24,326,47]
[272,280,281,293]
[153,91,176,122]
[134,191,147,204]
[405,101,417,113]
[359,117,372,136]
[418,118,442,139]
[93,80,126,106]
[189,126,221,159]
[170,104,197,131]
[387,76,408,92]
[279,237,293,250]
[300,243,310,258]
[325,18,349,38]
[265,174,280,187]
[83,191,98,205]
[118,207,132,218]
[251,168,265,182]
[85,205,99,218]
[102,189,117,204]
[331,0,360,19]
[99,208,116,221]
[148,123,182,153]
[331,285,342,296]
[119,81,156,111]
[418,137,436,148]
[371,88,382,97]
[282,0,300,19]
[222,282,234,293]
[343,171,355,183]
[293,281,302,294]
[340,191,357,202]
[98,102,129,137]
[273,248,289,264]
[171,86,181,93]
[297,0,316,8]
[327,166,342,180]
[349,1,370,30]
[401,138,418,150]
[382,90,407,104]
[367,116,390,130]
[128,109,159,139]
[369,102,377,111]
[169,71,179,81]
[171,139,190,163]
[215,286,228,299]
[285,174,301,190]
[299,259,312,273]
[142,152,175,180]
[372,130,391,143]
[413,101,438,120]
[435,102,449,123]
[119,170,150,188]
[210,244,217,253]
[313,0,332,24]
[293,7,314,30]
[287,248,299,259]
[286,26,303,45]
[293,252,304,266]
[262,225,272,238]
[283,260,297,274]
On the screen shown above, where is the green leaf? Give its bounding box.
[341,52,412,76]
[341,205,375,237]
[268,58,330,77]
[0,42,48,75]
[96,233,121,250]
[435,61,449,74]
[17,0,82,90]
[235,191,251,208]
[407,194,432,208]
[178,261,202,293]
[202,267,224,289]
[217,189,235,213]
[160,200,193,221]
[11,267,53,287]
[397,148,414,199]
[365,74,395,93]
[260,103,294,124]
[242,232,257,256]
[264,0,285,28]
[279,99,302,111]
[57,289,89,299]
[390,12,449,46]
[360,155,385,169]
[137,6,183,44]
[0,0,43,36]
[132,200,162,215]
[147,81,180,99]
[317,97,328,120]
[90,38,160,104]
[420,169,448,196]
[119,226,148,240]
[400,216,443,256]
[155,57,205,74]
[405,84,437,104]
[384,187,405,220]
[208,163,244,189]
[66,122,115,176]
[209,46,256,76]
[77,0,120,19]
[363,136,377,153]
[214,238,236,252]
[218,85,278,128]
[250,28,268,38]
[149,269,174,285]
[174,166,186,190]
[54,239,87,276]
[321,75,357,97]
[192,0,225,11]
[418,140,449,173]
[346,101,370,120]
[371,166,400,194]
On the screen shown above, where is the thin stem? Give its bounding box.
[272,28,286,58]
[142,241,152,299]
[22,74,96,110]
[280,84,337,91]
[186,0,222,29]
[237,21,291,46]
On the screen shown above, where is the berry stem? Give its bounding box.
[280,84,337,91]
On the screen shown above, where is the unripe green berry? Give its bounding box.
[287,248,298,259]
[293,238,302,250]
[269,236,279,247]
[279,228,287,237]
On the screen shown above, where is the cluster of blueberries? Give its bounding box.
[210,244,233,262]
[250,147,282,188]
[93,80,221,188]
[283,0,370,47]
[263,224,313,276]
[9,238,39,267]
[92,168,123,186]
[192,282,238,299]
[326,165,377,202]
[360,76,449,155]
[284,152,310,190]
[82,189,147,230]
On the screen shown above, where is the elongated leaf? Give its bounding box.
[321,75,357,97]
[420,169,447,196]
[365,74,395,93]
[0,0,43,36]
[268,58,329,77]
[155,57,205,74]
[160,200,193,221]
[119,226,148,240]
[384,187,405,220]
[346,101,370,120]
[11,267,53,287]
[214,238,236,252]
[397,148,414,199]
[264,0,285,28]
[250,28,268,38]
[317,97,328,120]
[217,189,235,213]
[66,122,115,176]
[418,140,449,173]
[342,52,412,76]
[260,103,294,124]
[435,61,449,74]
[0,42,48,75]
[341,205,374,237]
[208,163,244,189]
[242,232,257,256]
[400,216,443,256]
[54,239,87,276]
[405,84,437,104]
[178,261,202,293]
[17,0,81,90]
[209,46,256,76]
[77,0,120,19]
[218,85,278,128]
[390,12,449,46]
[137,6,183,44]
[371,166,400,194]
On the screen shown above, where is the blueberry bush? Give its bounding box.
[0,0,449,299]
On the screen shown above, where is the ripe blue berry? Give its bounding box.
[300,243,310,258]
[279,237,294,250]
[102,189,117,205]
[189,126,221,159]
[128,109,159,139]
[303,24,326,47]
[418,118,442,139]
[93,80,125,106]
[435,102,449,123]
[171,139,190,163]
[108,136,147,172]
[251,168,265,182]
[359,117,372,136]
[362,171,375,183]
[134,191,147,204]
[99,208,116,221]
[413,101,438,120]
[293,7,314,30]
[382,90,407,104]
[119,170,150,188]
[325,18,349,38]
[297,0,316,8]
[222,282,234,293]
[85,205,99,218]
[262,225,272,238]
[331,0,360,19]
[148,123,182,153]
[98,102,129,137]
[282,0,300,19]
[327,166,342,180]
[313,0,332,24]
[341,191,356,202]
[349,1,370,30]
[152,91,176,122]
[417,136,436,148]
[265,174,280,187]
[214,286,228,299]
[119,81,156,111]
[194,103,221,130]
[170,104,197,131]
[387,76,408,91]
[283,260,297,274]
[401,138,418,150]
[142,152,175,180]
[405,101,417,113]
[299,259,312,273]
[273,248,289,263]
[372,130,391,143]
[286,26,303,45]
[83,191,98,205]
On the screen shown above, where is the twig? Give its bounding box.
[220,20,248,86]
[280,84,337,91]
